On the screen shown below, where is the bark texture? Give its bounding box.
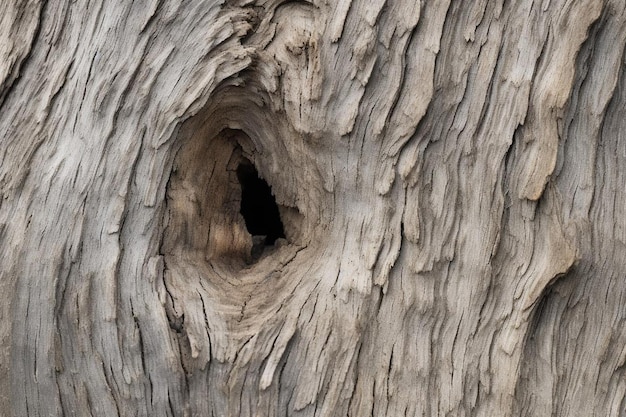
[1,0,626,416]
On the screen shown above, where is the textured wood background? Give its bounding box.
[1,0,625,416]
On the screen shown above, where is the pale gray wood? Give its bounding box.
[1,0,625,416]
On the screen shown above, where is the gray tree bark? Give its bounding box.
[1,0,626,416]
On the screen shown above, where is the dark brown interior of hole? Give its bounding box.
[236,160,285,246]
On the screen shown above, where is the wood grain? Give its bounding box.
[1,0,625,415]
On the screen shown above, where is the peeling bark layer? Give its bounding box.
[1,0,625,416]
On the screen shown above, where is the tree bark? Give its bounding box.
[1,0,626,416]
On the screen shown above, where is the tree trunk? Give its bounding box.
[1,0,625,416]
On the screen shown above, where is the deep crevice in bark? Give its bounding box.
[236,158,286,248]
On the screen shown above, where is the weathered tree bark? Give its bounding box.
[1,0,626,416]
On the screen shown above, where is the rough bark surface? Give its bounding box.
[1,0,625,416]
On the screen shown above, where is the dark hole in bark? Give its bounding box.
[236,160,286,250]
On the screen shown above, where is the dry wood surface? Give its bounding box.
[1,0,626,416]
